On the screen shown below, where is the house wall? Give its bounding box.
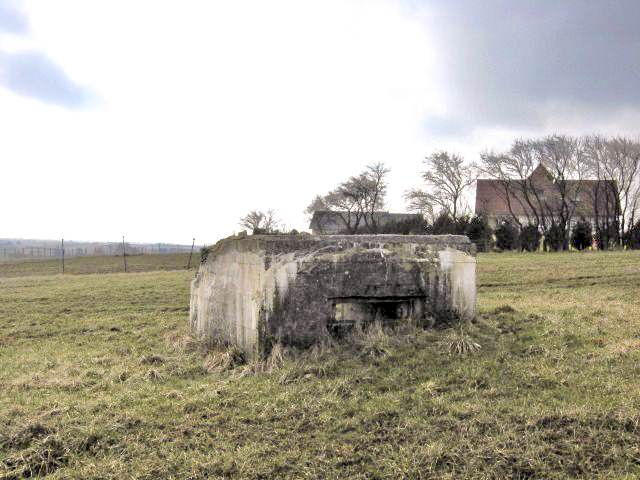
[312,221,341,235]
[477,168,618,230]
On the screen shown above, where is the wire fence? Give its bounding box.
[0,252,203,278]
[1,242,199,264]
[0,239,204,277]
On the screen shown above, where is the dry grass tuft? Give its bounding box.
[526,344,549,357]
[266,342,286,372]
[351,322,393,359]
[232,361,264,378]
[203,345,246,373]
[165,333,201,353]
[147,369,163,381]
[307,334,339,362]
[227,343,291,378]
[140,354,165,365]
[447,332,482,355]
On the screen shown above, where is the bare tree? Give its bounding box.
[403,187,437,224]
[480,135,590,250]
[342,162,391,233]
[536,135,589,250]
[238,209,280,234]
[303,195,330,222]
[404,151,477,222]
[479,139,541,232]
[584,134,640,248]
[304,162,390,234]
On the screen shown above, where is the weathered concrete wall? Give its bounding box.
[190,234,476,358]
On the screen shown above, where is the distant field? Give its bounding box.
[1,251,640,478]
[0,253,201,277]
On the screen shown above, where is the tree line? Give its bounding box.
[479,134,640,250]
[239,133,640,251]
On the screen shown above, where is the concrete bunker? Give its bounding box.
[190,234,476,358]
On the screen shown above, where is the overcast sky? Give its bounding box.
[2,0,640,244]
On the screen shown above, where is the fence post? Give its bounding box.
[187,238,195,269]
[62,239,65,274]
[123,236,127,272]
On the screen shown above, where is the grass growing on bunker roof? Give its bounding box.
[1,251,640,478]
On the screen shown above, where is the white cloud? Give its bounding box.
[2,0,441,243]
[5,0,640,243]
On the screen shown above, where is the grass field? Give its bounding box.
[1,251,640,478]
[0,253,200,278]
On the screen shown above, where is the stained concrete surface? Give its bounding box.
[190,234,476,358]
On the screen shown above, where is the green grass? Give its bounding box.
[0,253,200,278]
[1,251,640,478]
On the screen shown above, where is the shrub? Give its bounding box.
[454,215,471,235]
[626,219,640,249]
[430,212,457,234]
[377,216,429,234]
[520,225,541,252]
[544,223,567,251]
[495,221,519,251]
[571,219,593,250]
[429,213,471,235]
[596,221,620,250]
[465,214,491,252]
